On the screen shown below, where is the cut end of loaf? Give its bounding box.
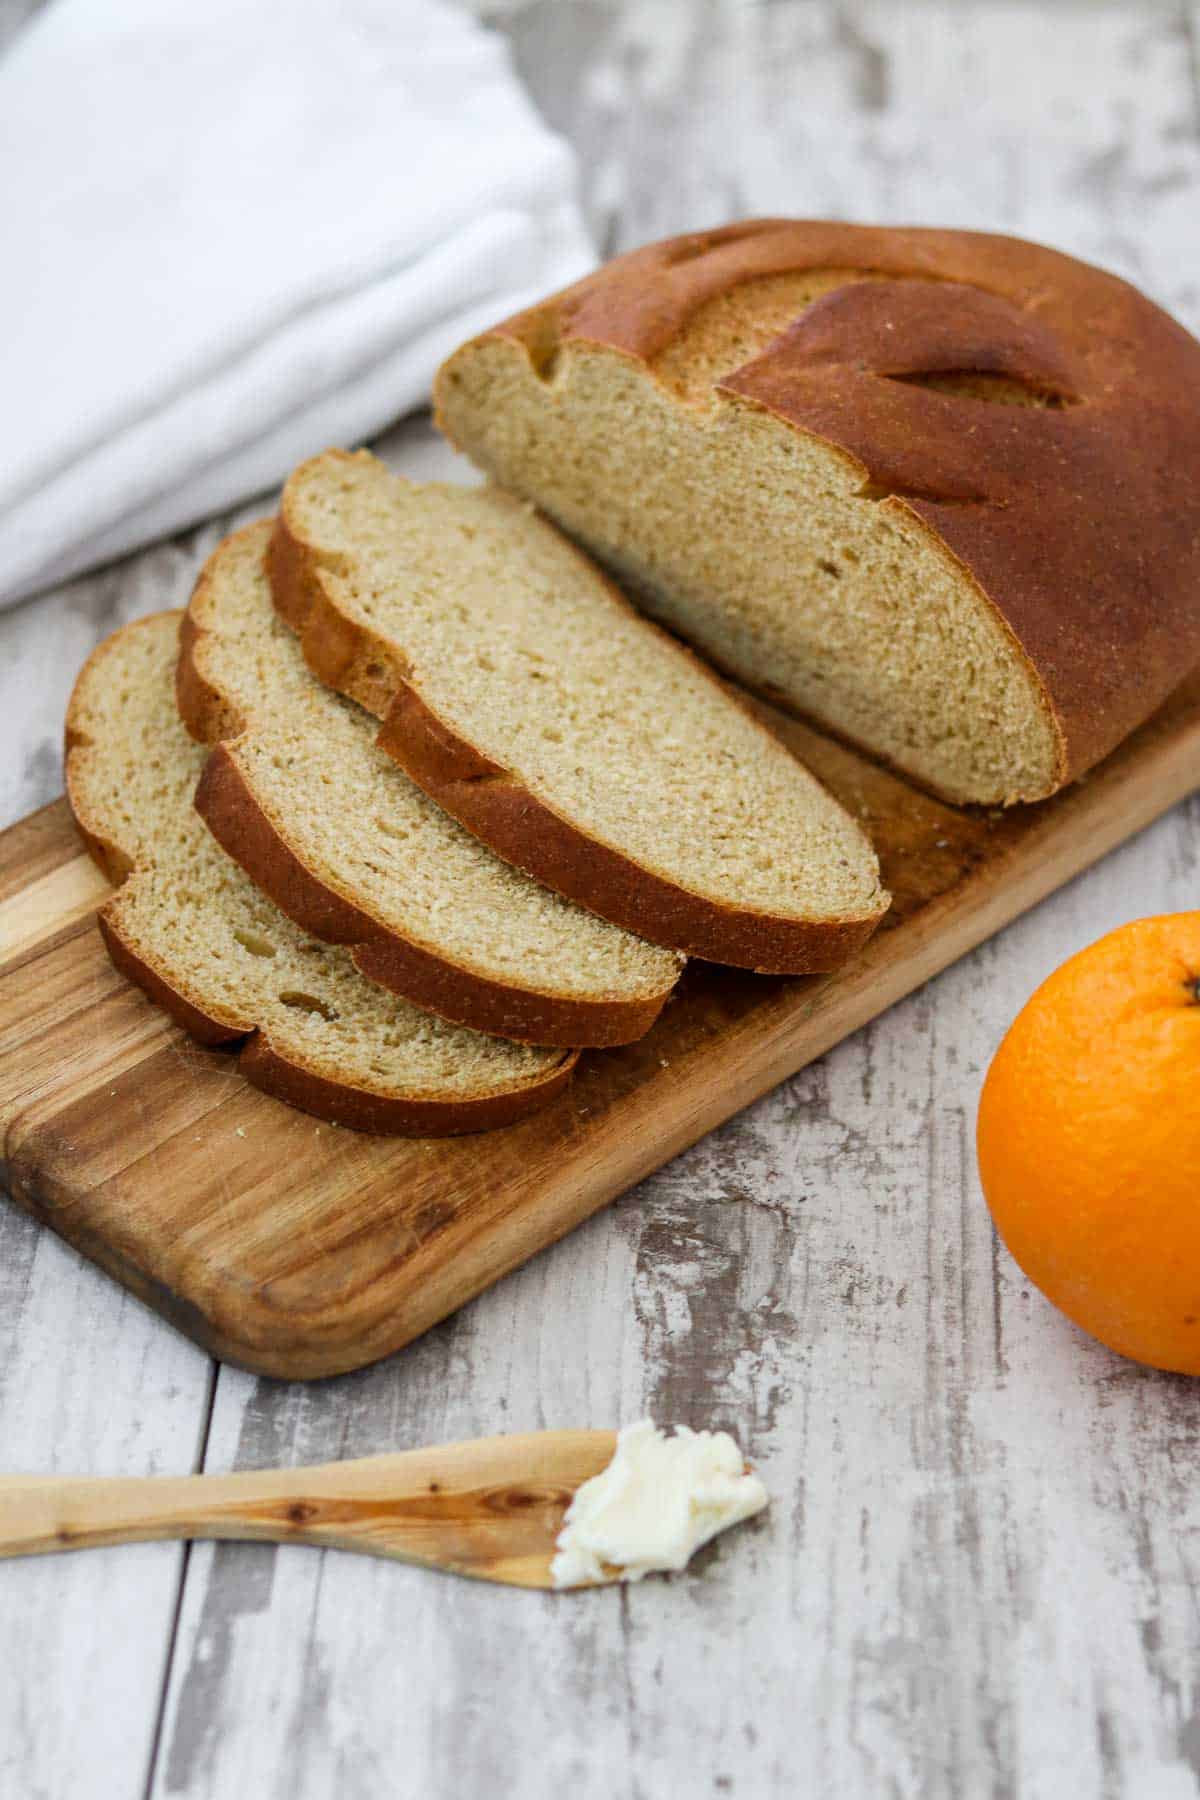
[436,330,1062,807]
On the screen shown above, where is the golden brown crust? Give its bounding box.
[101,913,575,1132]
[439,220,1200,792]
[192,744,670,1045]
[265,517,400,716]
[235,1032,574,1135]
[65,613,579,1136]
[175,606,244,746]
[374,680,881,973]
[268,492,889,974]
[96,912,246,1048]
[179,529,675,1045]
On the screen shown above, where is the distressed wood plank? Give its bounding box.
[0,1212,213,1799]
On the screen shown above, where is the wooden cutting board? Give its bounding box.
[3,682,1197,1380]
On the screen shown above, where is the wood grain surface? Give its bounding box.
[0,1432,617,1587]
[3,674,1195,1379]
[3,2,1200,1797]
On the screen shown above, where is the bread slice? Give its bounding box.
[177,523,681,1047]
[434,220,1200,805]
[65,613,575,1135]
[269,451,887,974]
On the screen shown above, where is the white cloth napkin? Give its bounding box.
[0,0,595,608]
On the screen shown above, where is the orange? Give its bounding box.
[977,913,1200,1373]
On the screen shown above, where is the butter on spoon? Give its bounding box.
[0,1425,766,1591]
[551,1419,769,1589]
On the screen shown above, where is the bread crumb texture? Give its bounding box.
[282,455,886,930]
[66,614,572,1109]
[439,320,1056,806]
[190,524,682,1008]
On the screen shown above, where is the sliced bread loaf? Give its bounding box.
[434,220,1200,804]
[66,613,576,1134]
[177,522,681,1046]
[269,451,888,974]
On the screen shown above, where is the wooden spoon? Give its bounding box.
[0,1430,617,1589]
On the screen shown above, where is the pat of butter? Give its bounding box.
[551,1419,768,1588]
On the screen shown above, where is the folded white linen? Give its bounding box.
[0,0,594,606]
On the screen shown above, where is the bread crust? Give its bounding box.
[268,487,889,974]
[192,742,671,1045]
[436,220,1200,797]
[66,614,578,1136]
[374,680,881,973]
[101,912,574,1131]
[178,528,676,1046]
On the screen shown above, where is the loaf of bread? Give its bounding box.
[66,614,576,1134]
[177,522,682,1047]
[269,451,888,973]
[435,220,1200,805]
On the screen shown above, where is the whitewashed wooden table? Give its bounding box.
[2,3,1199,1796]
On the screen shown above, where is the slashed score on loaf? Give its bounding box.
[177,522,683,1048]
[65,613,576,1135]
[435,220,1200,805]
[269,451,889,974]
